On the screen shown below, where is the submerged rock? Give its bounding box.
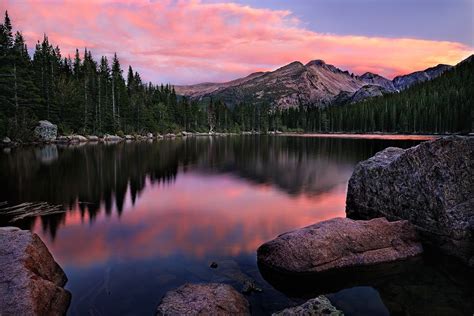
[272,296,343,316]
[156,283,250,315]
[0,227,71,315]
[34,120,57,142]
[346,136,474,265]
[257,217,422,274]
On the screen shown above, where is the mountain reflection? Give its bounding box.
[0,136,420,242]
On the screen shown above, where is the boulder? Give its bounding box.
[124,134,134,140]
[146,132,154,139]
[0,227,71,315]
[272,296,343,316]
[156,283,250,315]
[257,217,422,274]
[34,120,57,142]
[346,136,474,265]
[2,136,11,144]
[164,133,176,138]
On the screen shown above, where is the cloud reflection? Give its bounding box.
[35,172,346,267]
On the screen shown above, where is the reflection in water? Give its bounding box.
[260,254,474,316]
[1,136,470,315]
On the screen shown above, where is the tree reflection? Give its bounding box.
[0,136,421,239]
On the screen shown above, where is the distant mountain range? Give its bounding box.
[175,59,456,108]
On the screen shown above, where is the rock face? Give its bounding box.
[156,283,250,315]
[346,136,474,265]
[0,227,71,315]
[257,217,422,274]
[34,120,57,142]
[273,296,343,316]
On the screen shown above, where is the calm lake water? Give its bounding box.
[1,135,473,315]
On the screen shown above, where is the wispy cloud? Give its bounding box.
[3,0,472,84]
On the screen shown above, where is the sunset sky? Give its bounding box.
[2,0,473,84]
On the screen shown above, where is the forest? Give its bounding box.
[0,11,472,140]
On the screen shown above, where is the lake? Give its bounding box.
[1,135,473,315]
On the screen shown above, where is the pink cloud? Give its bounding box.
[2,0,472,84]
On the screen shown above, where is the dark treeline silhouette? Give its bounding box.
[1,11,471,139]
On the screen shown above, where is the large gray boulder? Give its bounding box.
[257,217,422,274]
[156,283,250,315]
[0,227,71,315]
[34,120,57,142]
[273,296,343,316]
[346,136,474,265]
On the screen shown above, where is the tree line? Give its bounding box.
[1,11,472,140]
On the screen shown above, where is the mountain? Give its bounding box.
[392,64,452,90]
[358,72,395,91]
[175,59,454,108]
[174,71,266,98]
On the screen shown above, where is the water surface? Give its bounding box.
[1,135,472,315]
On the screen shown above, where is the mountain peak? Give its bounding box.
[306,59,326,67]
[360,72,378,79]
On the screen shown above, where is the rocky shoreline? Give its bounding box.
[1,136,472,315]
[3,119,470,149]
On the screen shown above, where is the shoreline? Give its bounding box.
[2,131,471,148]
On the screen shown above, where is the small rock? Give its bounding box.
[124,135,134,140]
[2,136,11,144]
[86,135,99,141]
[69,135,88,142]
[103,134,123,141]
[241,280,262,294]
[156,283,250,315]
[147,132,154,139]
[272,296,343,316]
[210,261,218,269]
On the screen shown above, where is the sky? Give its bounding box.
[2,0,473,85]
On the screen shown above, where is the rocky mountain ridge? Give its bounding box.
[175,58,459,108]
